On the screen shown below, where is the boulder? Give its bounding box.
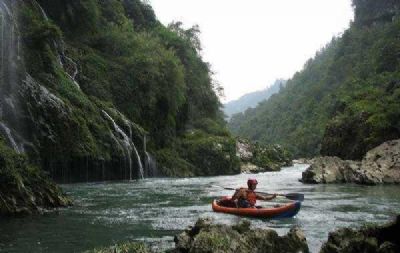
[236,140,253,161]
[320,215,400,253]
[240,162,265,174]
[236,138,292,173]
[357,139,400,184]
[301,157,360,184]
[293,158,313,164]
[169,218,309,253]
[301,139,400,185]
[83,242,152,253]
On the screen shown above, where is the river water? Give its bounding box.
[0,164,399,253]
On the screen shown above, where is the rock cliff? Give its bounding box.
[302,139,400,185]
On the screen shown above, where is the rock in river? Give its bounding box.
[301,156,361,184]
[301,139,400,185]
[168,218,309,253]
[320,215,400,253]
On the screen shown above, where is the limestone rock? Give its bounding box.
[301,157,360,184]
[357,139,400,184]
[301,139,400,185]
[236,139,253,161]
[293,158,313,164]
[320,216,400,253]
[171,218,309,253]
[83,242,152,253]
[240,162,264,174]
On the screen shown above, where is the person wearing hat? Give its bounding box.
[231,178,277,208]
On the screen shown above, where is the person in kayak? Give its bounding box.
[231,179,276,208]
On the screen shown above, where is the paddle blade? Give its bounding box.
[284,193,304,201]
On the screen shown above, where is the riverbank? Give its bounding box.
[0,139,71,216]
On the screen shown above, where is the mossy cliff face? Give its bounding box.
[0,138,71,216]
[0,0,240,182]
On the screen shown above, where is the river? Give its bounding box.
[0,164,399,253]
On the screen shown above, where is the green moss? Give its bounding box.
[0,138,71,216]
[250,142,292,170]
[83,242,151,253]
[195,232,232,252]
[154,148,195,177]
[180,130,240,176]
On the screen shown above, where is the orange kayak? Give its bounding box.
[212,197,301,218]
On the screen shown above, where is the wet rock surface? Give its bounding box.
[301,156,361,184]
[83,242,151,253]
[168,218,309,253]
[358,139,400,184]
[302,139,400,185]
[0,137,71,217]
[236,139,292,173]
[320,215,400,253]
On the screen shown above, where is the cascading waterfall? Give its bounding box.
[0,0,25,153]
[1,0,147,182]
[33,0,80,89]
[144,135,158,177]
[0,122,19,151]
[118,110,145,179]
[102,110,144,180]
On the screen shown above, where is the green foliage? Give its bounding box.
[122,0,157,30]
[17,0,234,179]
[230,2,400,159]
[237,138,291,171]
[251,143,292,170]
[19,5,61,75]
[0,138,71,216]
[156,24,223,129]
[154,148,195,177]
[179,130,240,176]
[83,241,151,253]
[352,0,400,26]
[37,0,100,36]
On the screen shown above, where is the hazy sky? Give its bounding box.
[149,0,354,102]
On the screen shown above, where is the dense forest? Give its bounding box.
[229,0,400,160]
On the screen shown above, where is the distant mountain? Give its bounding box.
[223,79,286,118]
[229,0,400,159]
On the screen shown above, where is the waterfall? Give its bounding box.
[102,110,144,180]
[33,0,80,89]
[33,0,48,20]
[0,0,25,153]
[0,122,20,152]
[143,135,158,177]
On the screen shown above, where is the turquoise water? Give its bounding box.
[1,164,399,252]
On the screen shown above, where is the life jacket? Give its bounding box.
[246,190,257,206]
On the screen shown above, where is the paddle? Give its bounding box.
[221,187,304,202]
